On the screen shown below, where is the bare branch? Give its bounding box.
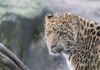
[0,43,30,70]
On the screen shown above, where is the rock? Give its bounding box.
[0,12,45,70]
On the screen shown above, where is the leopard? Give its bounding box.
[45,12,100,70]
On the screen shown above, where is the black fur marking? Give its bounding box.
[81,25,84,30]
[83,21,86,25]
[97,31,100,36]
[87,22,89,27]
[90,29,94,33]
[96,26,100,30]
[92,31,96,35]
[84,29,87,35]
[90,24,94,27]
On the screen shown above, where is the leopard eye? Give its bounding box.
[58,32,66,37]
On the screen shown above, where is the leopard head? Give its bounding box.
[45,13,79,55]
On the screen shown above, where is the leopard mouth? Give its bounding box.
[51,47,64,54]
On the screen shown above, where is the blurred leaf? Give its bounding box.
[0,0,46,18]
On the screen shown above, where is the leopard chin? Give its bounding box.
[48,47,63,56]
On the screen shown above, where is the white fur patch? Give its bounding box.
[62,53,74,70]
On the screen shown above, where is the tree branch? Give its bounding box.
[0,43,30,70]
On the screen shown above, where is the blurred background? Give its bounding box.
[0,0,100,70]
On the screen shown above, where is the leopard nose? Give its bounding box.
[51,45,57,49]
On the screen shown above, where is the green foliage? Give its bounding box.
[32,23,43,41]
[0,0,46,18]
[0,22,15,48]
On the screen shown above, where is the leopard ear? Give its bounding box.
[46,13,53,19]
[45,13,53,24]
[45,13,53,20]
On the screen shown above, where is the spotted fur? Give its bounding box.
[45,13,100,70]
